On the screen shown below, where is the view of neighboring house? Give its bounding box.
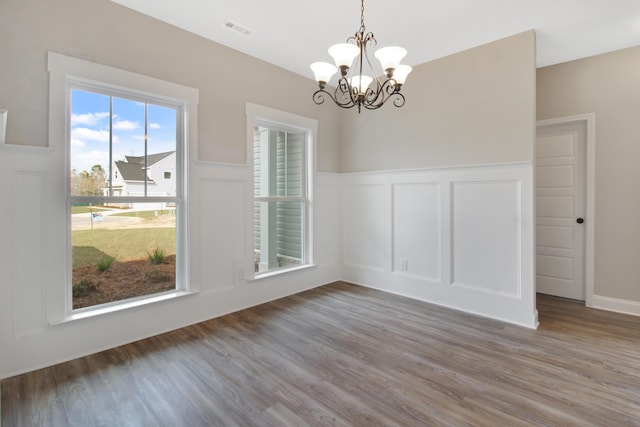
[108,151,176,209]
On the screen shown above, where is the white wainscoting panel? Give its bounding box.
[343,183,386,272]
[341,163,537,329]
[11,171,47,336]
[315,173,342,268]
[451,181,520,297]
[198,177,247,292]
[392,183,440,282]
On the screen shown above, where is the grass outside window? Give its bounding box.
[72,209,176,309]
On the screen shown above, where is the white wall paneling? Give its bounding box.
[451,180,520,297]
[392,183,441,282]
[11,171,47,337]
[343,183,386,272]
[341,163,538,329]
[314,173,342,269]
[0,139,537,377]
[195,163,249,293]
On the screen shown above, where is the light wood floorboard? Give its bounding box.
[3,281,640,426]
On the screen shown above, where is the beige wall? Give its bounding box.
[339,31,536,173]
[0,0,342,172]
[538,45,640,302]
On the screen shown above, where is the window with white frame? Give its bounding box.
[69,83,184,310]
[48,52,197,316]
[247,104,315,276]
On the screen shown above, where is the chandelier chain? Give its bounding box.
[360,0,365,33]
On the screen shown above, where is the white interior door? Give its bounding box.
[536,121,586,301]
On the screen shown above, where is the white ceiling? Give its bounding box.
[111,0,640,78]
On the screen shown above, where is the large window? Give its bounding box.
[48,52,197,322]
[69,83,183,310]
[248,104,315,277]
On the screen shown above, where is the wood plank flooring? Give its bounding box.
[3,281,640,426]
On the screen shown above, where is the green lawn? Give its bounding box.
[72,228,175,268]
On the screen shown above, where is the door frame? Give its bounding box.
[536,113,595,307]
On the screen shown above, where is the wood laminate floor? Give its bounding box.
[2,281,640,426]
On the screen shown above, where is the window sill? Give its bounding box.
[250,264,318,282]
[50,290,196,325]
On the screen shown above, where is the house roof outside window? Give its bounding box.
[115,151,174,182]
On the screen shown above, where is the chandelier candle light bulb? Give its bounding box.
[350,75,373,96]
[310,62,338,89]
[392,64,413,86]
[311,0,411,112]
[374,46,407,76]
[329,43,361,72]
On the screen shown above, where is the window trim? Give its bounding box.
[245,103,317,280]
[47,52,199,323]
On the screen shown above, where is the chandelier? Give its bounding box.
[310,0,412,113]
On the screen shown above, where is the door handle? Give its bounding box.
[576,218,584,224]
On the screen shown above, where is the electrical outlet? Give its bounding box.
[400,259,408,271]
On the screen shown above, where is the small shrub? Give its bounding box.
[96,256,115,273]
[147,247,166,265]
[73,279,101,297]
[145,267,170,283]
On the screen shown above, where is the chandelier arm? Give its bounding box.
[363,78,394,107]
[312,89,330,105]
[361,34,383,90]
[392,92,406,108]
[336,76,360,107]
[312,88,358,109]
[361,93,405,110]
[360,79,406,110]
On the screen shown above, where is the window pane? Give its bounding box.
[70,90,110,196]
[71,203,176,309]
[253,126,267,197]
[71,91,179,199]
[276,201,303,262]
[148,104,178,197]
[254,127,304,198]
[254,200,303,273]
[112,97,146,197]
[275,130,304,197]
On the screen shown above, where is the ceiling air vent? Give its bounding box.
[224,20,254,36]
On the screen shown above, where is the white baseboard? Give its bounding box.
[592,295,640,317]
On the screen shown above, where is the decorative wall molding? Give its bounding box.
[196,176,248,292]
[11,170,47,337]
[343,183,387,272]
[450,180,522,298]
[341,163,537,329]
[392,182,441,282]
[341,160,533,178]
[0,143,54,154]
